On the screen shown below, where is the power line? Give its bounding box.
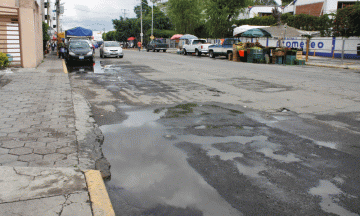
[74,8,128,17]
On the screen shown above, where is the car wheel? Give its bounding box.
[227,52,232,59]
[156,50,160,52]
[163,50,166,52]
[195,49,201,56]
[209,50,215,58]
[147,49,149,52]
[183,49,187,55]
[120,56,123,58]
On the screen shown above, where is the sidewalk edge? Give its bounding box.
[62,59,68,73]
[85,170,115,216]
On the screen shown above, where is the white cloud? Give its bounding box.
[60,0,146,31]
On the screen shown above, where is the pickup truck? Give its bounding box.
[146,39,168,52]
[183,39,212,56]
[208,38,241,59]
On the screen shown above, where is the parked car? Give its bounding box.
[100,41,124,58]
[183,39,212,56]
[65,40,94,62]
[357,43,360,55]
[146,39,168,52]
[208,38,241,59]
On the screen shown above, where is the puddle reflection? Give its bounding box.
[66,61,95,73]
[100,109,241,216]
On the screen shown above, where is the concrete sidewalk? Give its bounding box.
[0,52,114,215]
[306,55,360,70]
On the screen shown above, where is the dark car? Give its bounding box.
[65,40,94,62]
[146,39,168,52]
[357,43,360,55]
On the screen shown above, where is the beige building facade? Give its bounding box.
[0,0,43,68]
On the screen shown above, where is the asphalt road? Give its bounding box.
[67,49,360,216]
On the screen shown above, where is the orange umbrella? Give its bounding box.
[170,34,183,40]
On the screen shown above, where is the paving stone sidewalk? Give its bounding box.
[0,53,112,215]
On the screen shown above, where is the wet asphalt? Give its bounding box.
[67,51,360,216]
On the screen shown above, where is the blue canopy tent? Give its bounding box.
[65,27,93,38]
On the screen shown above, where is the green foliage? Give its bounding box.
[110,3,173,44]
[42,22,50,41]
[205,0,248,38]
[0,53,9,68]
[251,0,279,6]
[236,15,277,26]
[282,0,293,6]
[166,0,203,34]
[332,2,360,37]
[134,0,152,19]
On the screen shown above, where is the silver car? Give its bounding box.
[100,41,124,58]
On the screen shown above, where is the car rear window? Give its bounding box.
[69,41,89,49]
[105,42,120,47]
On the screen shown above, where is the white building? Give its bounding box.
[239,5,283,19]
[92,31,104,41]
[283,0,359,16]
[238,0,282,19]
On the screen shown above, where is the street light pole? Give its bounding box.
[151,0,154,37]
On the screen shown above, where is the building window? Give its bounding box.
[338,2,355,9]
[258,13,272,17]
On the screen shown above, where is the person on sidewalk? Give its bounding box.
[137,41,141,52]
[58,39,65,59]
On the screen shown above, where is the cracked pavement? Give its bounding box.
[0,53,110,215]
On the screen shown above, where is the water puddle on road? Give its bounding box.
[309,180,359,216]
[100,108,241,216]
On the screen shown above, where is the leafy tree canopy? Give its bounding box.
[42,22,50,41]
[166,0,204,34]
[332,2,360,37]
[205,0,250,38]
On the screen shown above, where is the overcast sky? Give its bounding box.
[59,0,152,32]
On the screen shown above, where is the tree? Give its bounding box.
[134,0,152,19]
[205,0,249,38]
[166,0,204,34]
[332,2,360,37]
[42,22,50,41]
[42,22,50,52]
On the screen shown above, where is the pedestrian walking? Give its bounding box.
[58,39,65,59]
[51,42,55,52]
[137,41,141,52]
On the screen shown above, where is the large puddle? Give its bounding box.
[100,108,242,216]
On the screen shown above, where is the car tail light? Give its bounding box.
[201,45,203,49]
[154,44,157,47]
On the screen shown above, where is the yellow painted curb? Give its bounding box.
[85,170,115,216]
[62,59,68,74]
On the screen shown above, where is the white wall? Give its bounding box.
[325,0,359,14]
[238,36,360,58]
[295,0,324,6]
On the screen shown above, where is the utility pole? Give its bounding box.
[47,0,50,25]
[56,0,60,41]
[151,0,153,37]
[121,9,127,19]
[140,0,143,50]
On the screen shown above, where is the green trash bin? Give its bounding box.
[286,55,296,65]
